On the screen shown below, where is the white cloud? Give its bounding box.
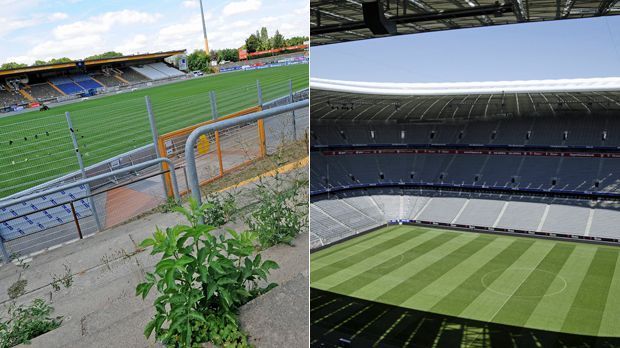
[182,0,199,9]
[0,0,308,64]
[0,11,68,38]
[53,10,161,39]
[49,12,69,21]
[222,0,261,16]
[114,34,149,54]
[29,34,104,59]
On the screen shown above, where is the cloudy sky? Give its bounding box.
[0,0,309,65]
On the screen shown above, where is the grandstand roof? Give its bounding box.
[311,0,620,46]
[311,77,620,121]
[0,50,185,77]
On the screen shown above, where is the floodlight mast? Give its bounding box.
[199,0,210,53]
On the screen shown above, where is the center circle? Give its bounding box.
[481,268,567,298]
[376,254,405,271]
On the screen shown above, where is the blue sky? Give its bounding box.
[0,0,308,64]
[311,16,620,83]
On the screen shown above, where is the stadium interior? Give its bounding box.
[0,51,188,111]
[310,84,620,247]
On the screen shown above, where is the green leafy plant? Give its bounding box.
[246,174,307,248]
[136,199,279,347]
[202,193,237,227]
[0,299,62,348]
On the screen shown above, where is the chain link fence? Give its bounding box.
[0,80,308,263]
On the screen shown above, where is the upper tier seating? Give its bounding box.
[310,152,620,195]
[311,115,620,148]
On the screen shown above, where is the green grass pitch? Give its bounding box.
[311,225,620,337]
[0,64,308,198]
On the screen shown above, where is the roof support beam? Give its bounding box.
[311,2,513,35]
[598,0,620,15]
[363,0,397,34]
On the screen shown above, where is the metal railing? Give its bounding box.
[184,99,309,219]
[0,158,180,263]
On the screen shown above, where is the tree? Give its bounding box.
[84,51,124,60]
[285,36,308,46]
[271,30,285,49]
[219,48,239,62]
[187,49,210,72]
[33,60,48,66]
[209,49,221,63]
[258,27,271,51]
[245,34,260,53]
[47,57,72,64]
[0,62,28,71]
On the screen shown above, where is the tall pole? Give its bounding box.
[199,0,210,54]
[145,96,169,198]
[66,112,103,232]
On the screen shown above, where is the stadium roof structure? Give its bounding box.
[0,50,186,77]
[310,0,620,45]
[311,76,620,121]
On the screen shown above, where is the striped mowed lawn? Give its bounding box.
[311,225,620,337]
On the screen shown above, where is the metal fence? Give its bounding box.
[184,99,310,208]
[0,80,308,263]
[0,75,306,199]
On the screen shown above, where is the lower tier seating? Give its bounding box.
[310,189,620,248]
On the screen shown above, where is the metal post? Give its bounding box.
[289,79,297,139]
[70,201,83,239]
[65,112,103,232]
[257,80,263,107]
[0,237,9,264]
[145,96,170,197]
[210,91,218,120]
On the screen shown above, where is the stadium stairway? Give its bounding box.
[18,88,35,102]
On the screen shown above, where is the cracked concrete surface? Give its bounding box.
[0,168,308,347]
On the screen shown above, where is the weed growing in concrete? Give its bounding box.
[6,281,26,301]
[136,198,279,347]
[0,299,62,348]
[50,265,73,292]
[246,173,307,248]
[7,255,30,300]
[202,192,237,227]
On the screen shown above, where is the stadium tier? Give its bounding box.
[310,78,620,247]
[0,87,28,108]
[28,83,64,101]
[119,67,150,83]
[93,74,124,87]
[71,74,103,90]
[129,63,184,80]
[310,189,620,248]
[0,51,187,111]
